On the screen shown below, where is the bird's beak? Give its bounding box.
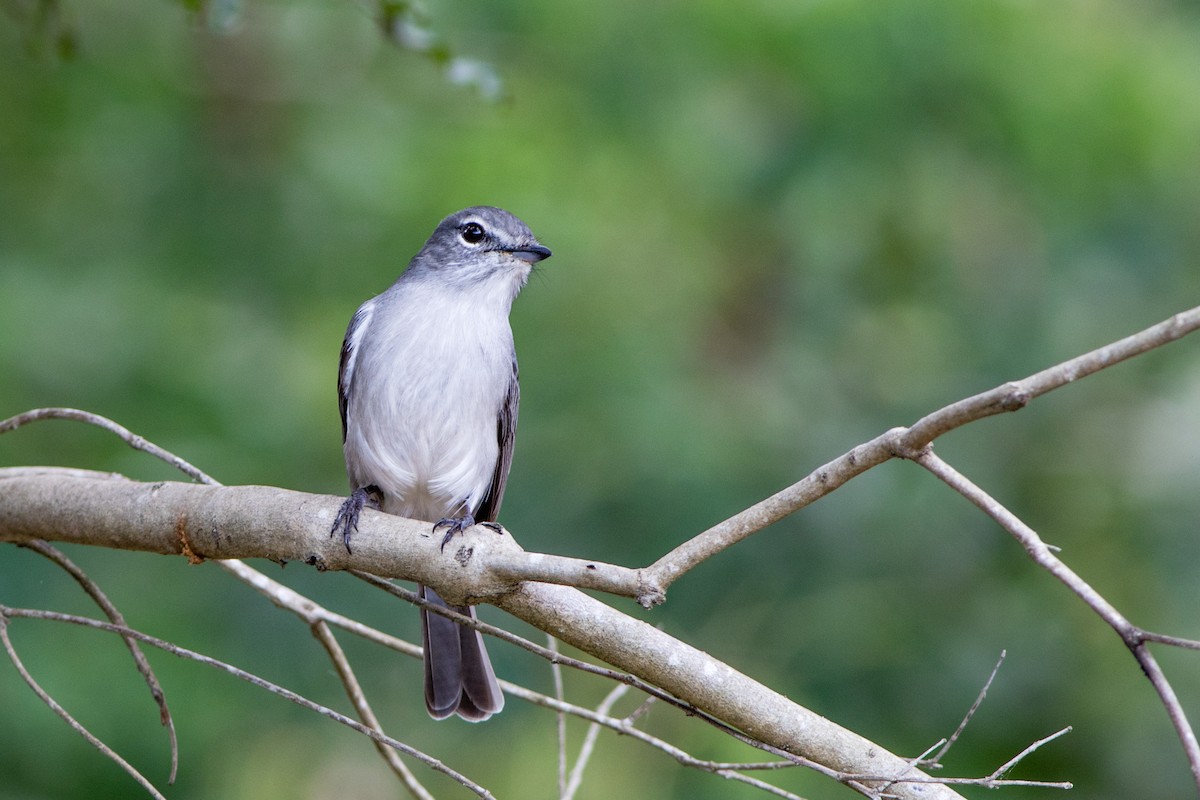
[508,244,552,263]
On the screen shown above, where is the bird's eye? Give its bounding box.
[460,223,486,244]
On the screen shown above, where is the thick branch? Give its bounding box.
[0,467,641,606]
[0,467,961,800]
[496,582,950,796]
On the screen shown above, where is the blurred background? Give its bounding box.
[2,0,1199,797]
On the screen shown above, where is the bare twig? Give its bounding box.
[1,606,495,798]
[0,612,167,800]
[876,706,1071,794]
[856,727,1073,791]
[220,556,820,796]
[925,650,1006,768]
[624,695,657,726]
[1141,631,1200,650]
[549,635,568,799]
[218,559,422,652]
[232,558,832,796]
[1129,644,1200,790]
[505,674,1072,797]
[562,683,629,800]
[351,571,930,797]
[914,450,1200,792]
[642,305,1200,601]
[310,620,433,800]
[498,678,807,799]
[213,558,437,794]
[7,306,1200,796]
[17,540,179,783]
[229,559,827,795]
[903,308,1200,446]
[223,561,818,795]
[0,407,216,485]
[988,727,1073,784]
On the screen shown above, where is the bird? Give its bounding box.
[330,206,551,721]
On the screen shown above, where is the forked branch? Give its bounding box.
[642,305,1200,600]
[3,302,1200,796]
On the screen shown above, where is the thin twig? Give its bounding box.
[891,738,947,793]
[1130,643,1200,791]
[914,449,1200,792]
[1,606,495,798]
[563,683,629,800]
[623,695,657,726]
[498,679,808,799]
[218,560,423,657]
[854,726,1073,790]
[0,407,217,485]
[548,635,568,799]
[224,559,774,798]
[358,571,934,797]
[310,620,433,800]
[213,559,441,795]
[227,560,813,796]
[988,727,1073,783]
[17,540,180,783]
[1141,631,1200,650]
[0,612,167,799]
[7,600,840,798]
[0,408,438,793]
[904,308,1200,446]
[223,562,816,794]
[232,558,825,796]
[926,651,1006,768]
[644,304,1200,599]
[863,729,1074,792]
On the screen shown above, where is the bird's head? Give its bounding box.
[407,206,551,298]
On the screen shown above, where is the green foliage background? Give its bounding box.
[2,0,1200,797]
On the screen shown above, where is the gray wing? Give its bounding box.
[337,299,376,443]
[473,356,519,523]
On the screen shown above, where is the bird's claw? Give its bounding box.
[331,485,381,554]
[433,515,503,550]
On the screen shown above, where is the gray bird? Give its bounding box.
[331,206,551,721]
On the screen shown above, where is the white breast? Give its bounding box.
[342,278,515,522]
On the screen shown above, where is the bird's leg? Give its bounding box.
[331,484,383,553]
[433,513,504,551]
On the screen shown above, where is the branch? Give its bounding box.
[224,560,815,796]
[1,606,495,797]
[6,302,1198,796]
[19,541,179,783]
[914,449,1200,791]
[0,468,960,800]
[925,650,1006,768]
[0,613,167,799]
[0,408,216,484]
[309,619,433,799]
[493,581,953,798]
[641,304,1200,601]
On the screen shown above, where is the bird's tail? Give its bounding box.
[420,585,504,721]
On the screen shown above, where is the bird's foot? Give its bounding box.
[433,514,503,550]
[331,484,382,554]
